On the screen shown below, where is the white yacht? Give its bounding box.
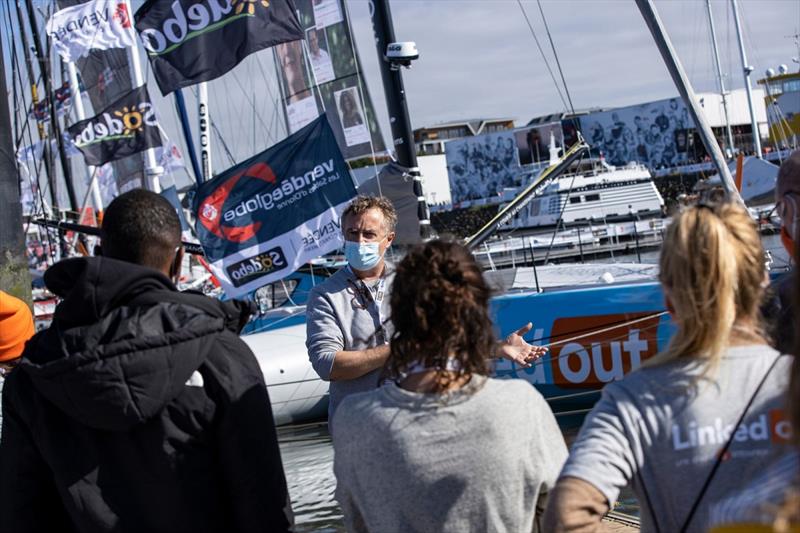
[509,161,665,230]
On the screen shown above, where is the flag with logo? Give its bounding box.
[67,85,161,166]
[192,116,356,297]
[135,0,304,95]
[46,0,136,62]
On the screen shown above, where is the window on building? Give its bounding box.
[570,196,582,204]
[585,194,601,202]
[784,80,800,94]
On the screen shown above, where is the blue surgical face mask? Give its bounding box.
[345,241,382,271]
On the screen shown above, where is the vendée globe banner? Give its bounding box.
[193,116,356,297]
[66,85,161,166]
[135,0,304,95]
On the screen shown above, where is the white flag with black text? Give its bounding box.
[46,0,136,62]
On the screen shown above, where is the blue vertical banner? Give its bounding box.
[192,116,355,297]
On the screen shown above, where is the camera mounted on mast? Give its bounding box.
[385,42,419,70]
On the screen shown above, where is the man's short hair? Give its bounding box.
[342,195,397,233]
[101,189,182,270]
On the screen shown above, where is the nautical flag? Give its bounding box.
[67,85,162,166]
[96,163,119,206]
[192,116,356,297]
[134,0,304,95]
[160,185,190,233]
[156,140,186,172]
[16,141,44,164]
[46,0,136,62]
[16,135,82,164]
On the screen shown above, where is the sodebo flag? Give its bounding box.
[192,116,356,298]
[135,0,304,95]
[46,0,136,62]
[67,85,161,166]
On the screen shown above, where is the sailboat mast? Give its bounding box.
[635,0,741,202]
[730,0,763,159]
[369,0,431,239]
[0,29,32,302]
[123,0,162,192]
[706,0,735,156]
[173,89,203,186]
[25,0,78,212]
[15,0,56,212]
[198,82,213,181]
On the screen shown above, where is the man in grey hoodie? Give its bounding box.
[306,195,546,422]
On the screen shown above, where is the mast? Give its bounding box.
[15,0,57,212]
[0,29,32,301]
[706,0,735,156]
[25,0,78,211]
[635,0,741,203]
[369,0,431,239]
[731,0,763,159]
[123,0,162,192]
[198,82,212,181]
[173,89,203,186]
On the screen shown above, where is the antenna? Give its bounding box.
[787,31,800,68]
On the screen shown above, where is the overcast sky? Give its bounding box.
[5,0,800,174]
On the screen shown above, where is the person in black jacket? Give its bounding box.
[0,189,293,533]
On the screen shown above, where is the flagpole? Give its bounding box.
[66,61,104,216]
[198,82,213,181]
[25,0,78,212]
[16,0,56,213]
[123,0,162,192]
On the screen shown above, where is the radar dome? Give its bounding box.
[765,68,776,78]
[779,64,789,74]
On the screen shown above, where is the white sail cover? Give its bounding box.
[46,0,136,62]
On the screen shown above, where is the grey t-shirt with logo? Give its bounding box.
[560,344,792,533]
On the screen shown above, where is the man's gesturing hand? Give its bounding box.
[496,322,548,368]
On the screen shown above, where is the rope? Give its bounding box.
[516,0,570,114]
[535,0,575,115]
[541,311,667,350]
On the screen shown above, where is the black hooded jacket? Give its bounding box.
[0,257,292,533]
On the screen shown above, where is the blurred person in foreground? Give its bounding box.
[0,190,292,533]
[0,290,35,440]
[769,149,800,353]
[332,239,567,532]
[706,162,800,531]
[544,202,793,532]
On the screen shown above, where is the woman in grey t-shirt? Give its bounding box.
[332,240,567,533]
[544,203,793,533]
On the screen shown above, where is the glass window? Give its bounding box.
[585,193,601,202]
[783,80,800,93]
[570,196,582,204]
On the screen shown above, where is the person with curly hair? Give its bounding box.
[331,239,567,532]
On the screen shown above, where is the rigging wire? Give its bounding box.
[534,0,575,116]
[515,0,569,114]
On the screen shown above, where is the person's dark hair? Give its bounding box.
[101,189,181,270]
[387,239,494,389]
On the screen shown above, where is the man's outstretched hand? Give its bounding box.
[497,322,548,368]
